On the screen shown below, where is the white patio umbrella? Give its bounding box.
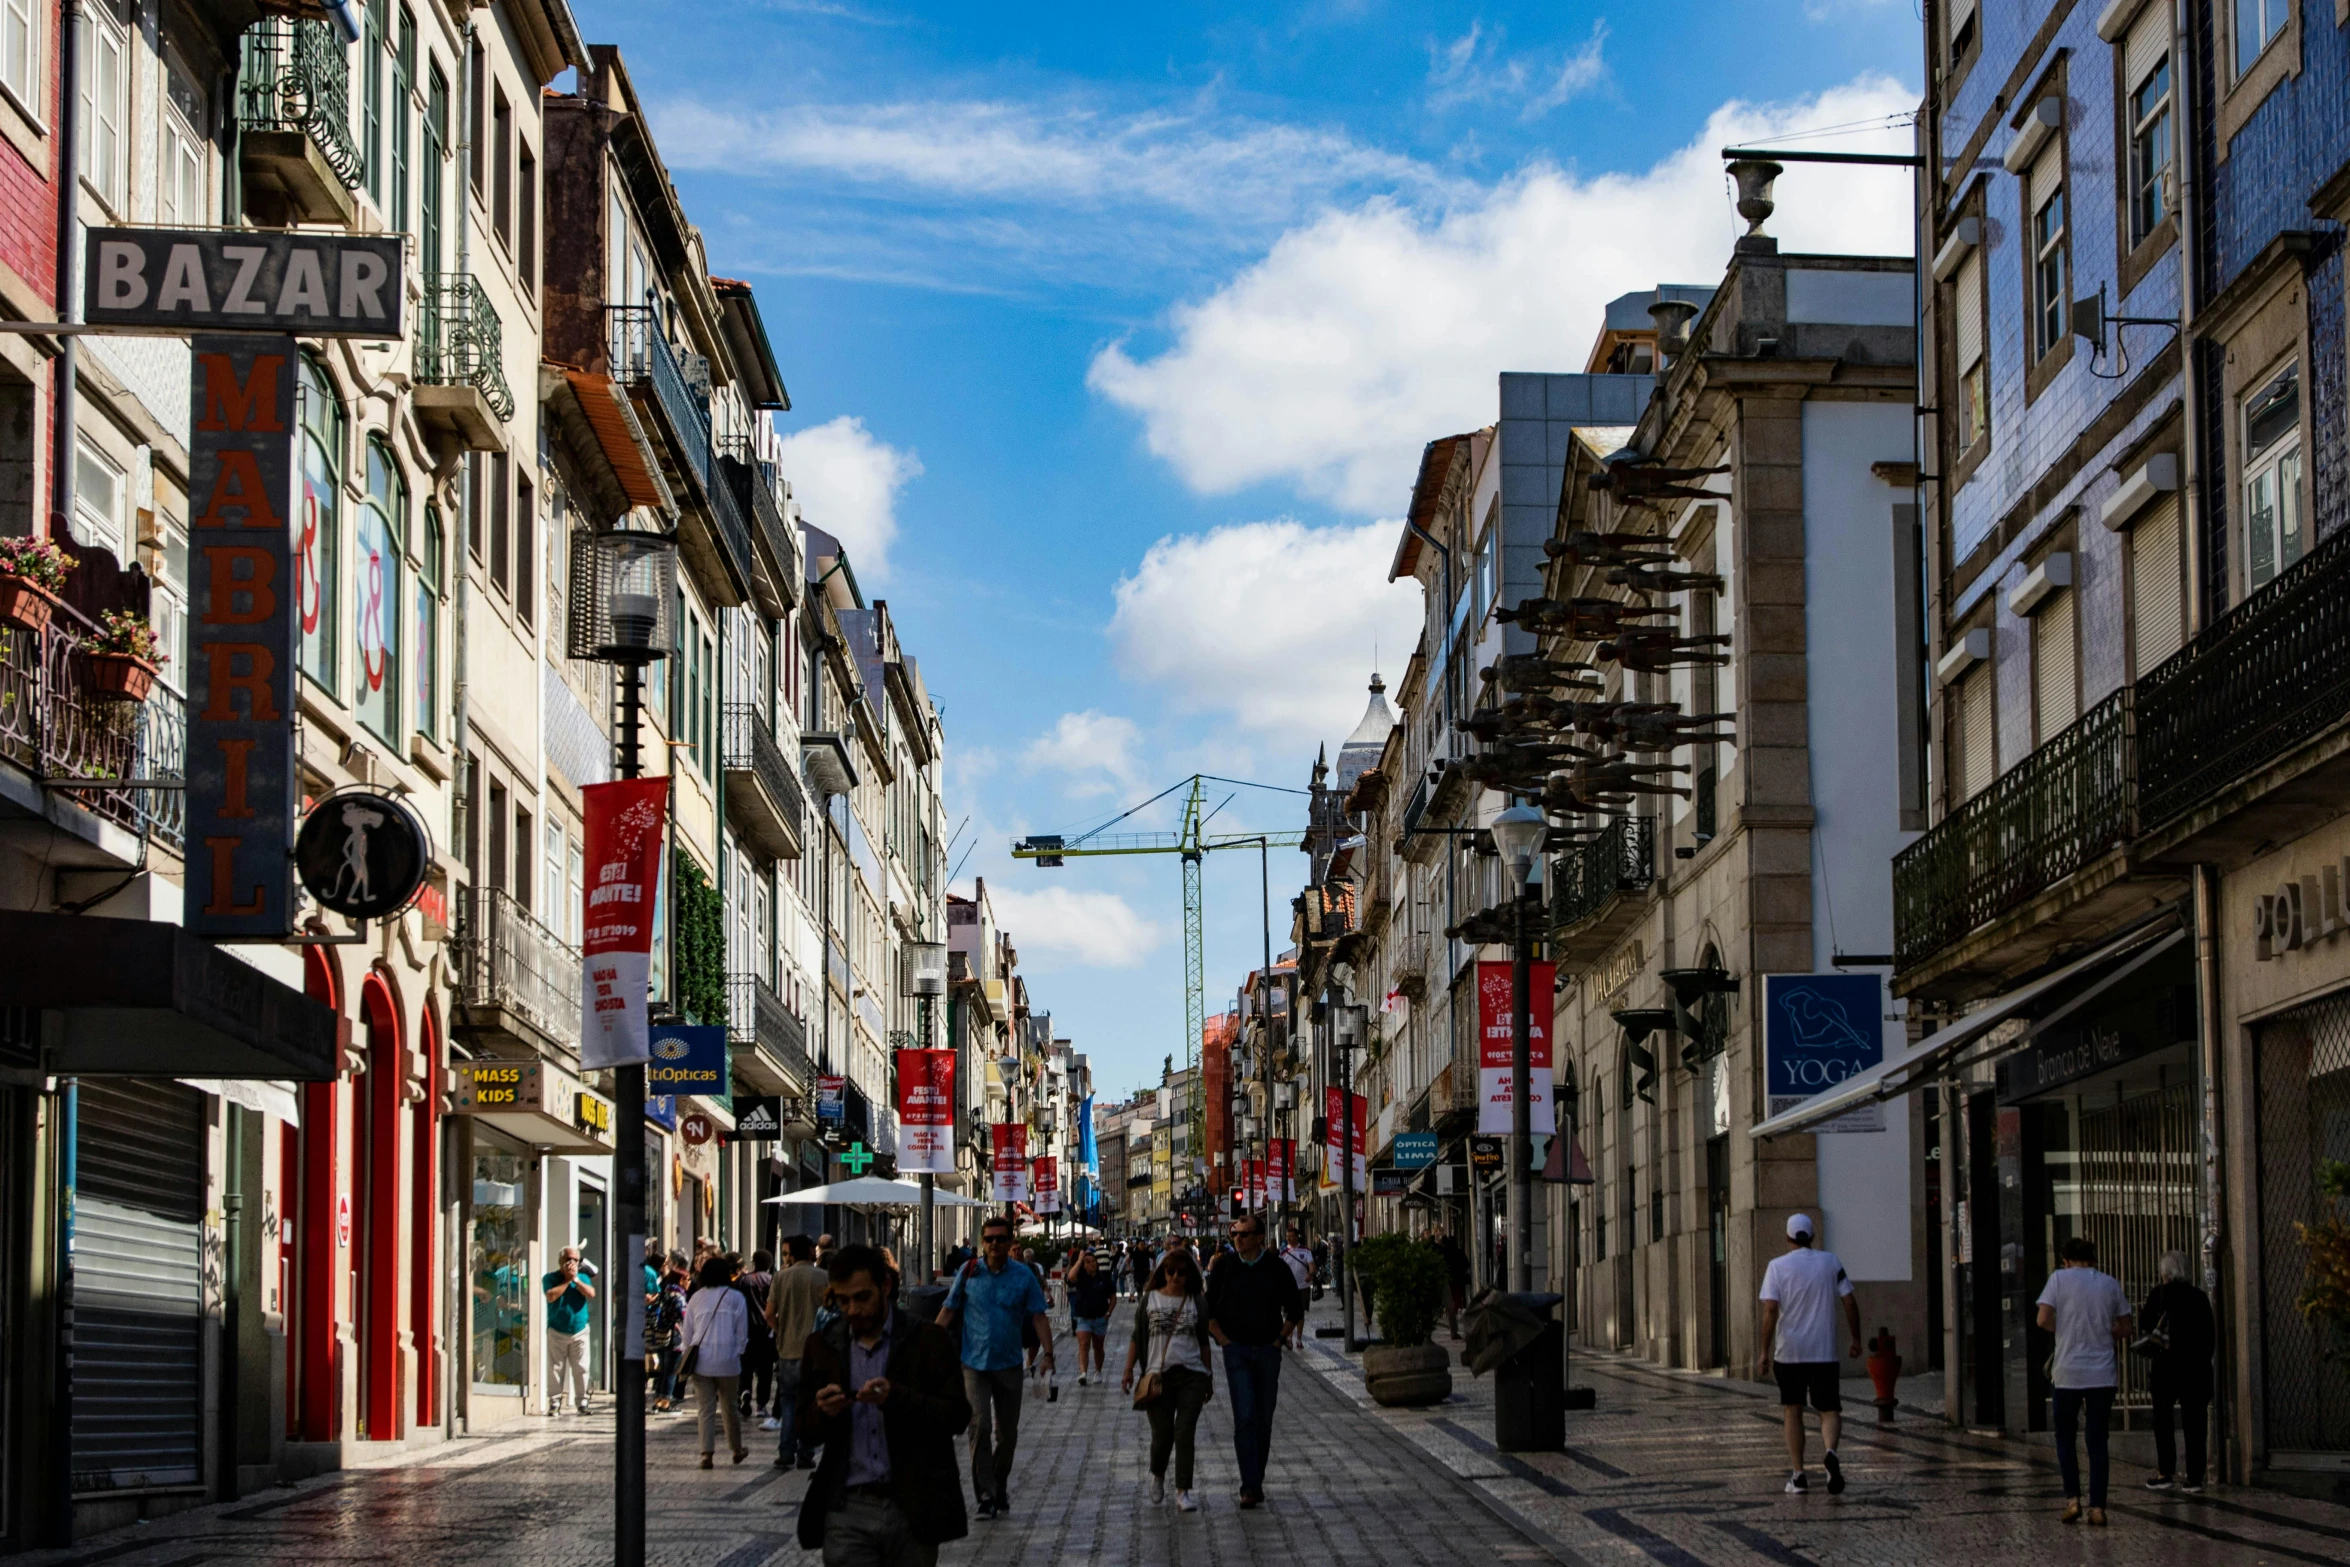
[763,1176,989,1208]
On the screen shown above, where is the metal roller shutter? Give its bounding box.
[73,1079,206,1494]
[1954,253,1984,371]
[2131,494,2185,675]
[2125,3,2169,96]
[2034,589,2078,740]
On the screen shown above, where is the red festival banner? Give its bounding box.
[1267,1138,1294,1203]
[1032,1155,1061,1215]
[895,1049,957,1175]
[1322,1087,1368,1190]
[1476,959,1556,1136]
[989,1123,1029,1203]
[580,778,670,1070]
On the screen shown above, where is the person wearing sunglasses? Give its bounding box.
[936,1215,1053,1520]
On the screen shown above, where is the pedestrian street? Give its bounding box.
[20,1300,2350,1567]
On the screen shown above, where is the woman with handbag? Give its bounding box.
[2139,1250,2216,1494]
[682,1254,752,1468]
[647,1254,689,1413]
[1120,1247,1213,1512]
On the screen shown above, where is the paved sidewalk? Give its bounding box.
[23,1300,2350,1567]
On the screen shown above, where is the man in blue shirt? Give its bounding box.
[935,1215,1052,1519]
[542,1246,597,1415]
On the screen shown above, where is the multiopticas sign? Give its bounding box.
[646,1025,727,1094]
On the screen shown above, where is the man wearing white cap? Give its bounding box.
[1756,1212,1861,1495]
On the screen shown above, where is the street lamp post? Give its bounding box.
[577,524,679,1567]
[1489,801,1548,1295]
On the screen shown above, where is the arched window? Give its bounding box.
[355,437,405,741]
[297,355,343,689]
[416,505,443,741]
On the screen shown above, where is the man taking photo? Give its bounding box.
[935,1215,1053,1519]
[542,1246,597,1416]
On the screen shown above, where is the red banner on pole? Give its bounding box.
[989,1123,1029,1203]
[1032,1155,1061,1215]
[1323,1086,1367,1189]
[894,1049,956,1174]
[580,777,669,1070]
[1476,959,1556,1136]
[1267,1138,1294,1202]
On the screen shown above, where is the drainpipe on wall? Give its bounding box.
[2173,0,2208,637]
[51,1,82,544]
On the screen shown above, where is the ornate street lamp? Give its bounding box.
[1487,801,1548,1294]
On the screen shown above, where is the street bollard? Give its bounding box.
[1866,1327,1902,1424]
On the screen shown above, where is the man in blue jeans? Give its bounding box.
[936,1215,1053,1520]
[1205,1213,1305,1508]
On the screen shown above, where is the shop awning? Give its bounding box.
[0,912,340,1080]
[765,1176,990,1208]
[1748,918,2188,1140]
[452,1057,614,1156]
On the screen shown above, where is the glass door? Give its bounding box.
[578,1182,608,1391]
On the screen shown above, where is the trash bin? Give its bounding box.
[1492,1292,1565,1452]
[902,1282,950,1323]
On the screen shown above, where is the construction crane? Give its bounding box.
[1013,775,1306,1199]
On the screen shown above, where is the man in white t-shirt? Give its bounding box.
[1755,1213,1862,1495]
[2034,1235,2134,1525]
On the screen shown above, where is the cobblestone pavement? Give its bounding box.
[25,1300,2350,1566]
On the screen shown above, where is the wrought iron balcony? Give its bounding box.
[704,449,757,608]
[0,602,183,850]
[607,306,711,492]
[1551,814,1657,933]
[236,16,361,225]
[723,702,806,861]
[454,887,581,1053]
[1893,691,2133,971]
[416,273,516,427]
[728,971,815,1091]
[721,454,799,619]
[2138,522,2350,832]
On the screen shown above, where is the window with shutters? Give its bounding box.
[2242,360,2304,592]
[2029,153,2068,361]
[1955,662,1996,800]
[1951,249,1988,456]
[1945,0,1979,77]
[2124,11,2172,250]
[2032,589,2077,743]
[2128,494,2184,677]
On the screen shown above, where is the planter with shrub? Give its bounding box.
[1351,1232,1453,1406]
[80,609,166,703]
[0,537,74,635]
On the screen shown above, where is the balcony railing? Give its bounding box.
[236,16,362,188]
[728,971,814,1088]
[1893,690,2133,970]
[0,604,183,848]
[417,273,516,421]
[2138,522,2350,831]
[722,702,806,860]
[722,454,798,615]
[1551,814,1656,932]
[607,306,711,491]
[704,450,756,603]
[455,887,581,1049]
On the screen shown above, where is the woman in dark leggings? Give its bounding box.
[1122,1247,1214,1512]
[2140,1250,2215,1494]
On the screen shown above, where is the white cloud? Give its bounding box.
[771,415,922,578]
[1088,74,1918,515]
[985,884,1167,968]
[1428,20,1610,120]
[1109,518,1423,742]
[1024,710,1144,798]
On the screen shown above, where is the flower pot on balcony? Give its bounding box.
[87,651,157,703]
[0,573,58,635]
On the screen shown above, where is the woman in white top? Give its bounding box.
[1121,1246,1214,1511]
[683,1255,753,1467]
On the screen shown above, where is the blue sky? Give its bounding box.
[575,0,1923,1101]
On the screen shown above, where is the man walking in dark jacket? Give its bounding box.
[796,1245,972,1565]
[1204,1214,1306,1508]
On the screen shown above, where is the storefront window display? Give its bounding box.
[470,1133,531,1390]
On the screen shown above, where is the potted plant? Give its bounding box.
[1353,1232,1454,1406]
[2297,1160,2350,1357]
[0,536,75,635]
[80,608,166,703]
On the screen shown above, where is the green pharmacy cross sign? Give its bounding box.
[841,1142,875,1174]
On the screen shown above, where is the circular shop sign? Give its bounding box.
[680,1112,716,1147]
[296,790,431,921]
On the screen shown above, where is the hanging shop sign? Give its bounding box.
[1469,1135,1505,1173]
[990,1122,1030,1203]
[1032,1155,1062,1214]
[457,1060,531,1109]
[1321,1087,1368,1191]
[294,789,429,920]
[1476,959,1557,1136]
[679,1110,716,1148]
[184,334,299,939]
[816,1075,846,1123]
[1372,1169,1409,1199]
[894,1048,956,1175]
[575,1092,612,1139]
[85,229,404,338]
[733,1096,783,1140]
[1391,1131,1439,1170]
[1762,973,1887,1132]
[581,778,669,1070]
[647,1024,727,1098]
[645,1094,678,1131]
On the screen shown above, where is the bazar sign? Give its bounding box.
[85,228,404,337]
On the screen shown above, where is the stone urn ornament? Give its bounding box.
[1727,158,1783,249]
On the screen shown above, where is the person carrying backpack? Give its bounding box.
[934,1214,1053,1520]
